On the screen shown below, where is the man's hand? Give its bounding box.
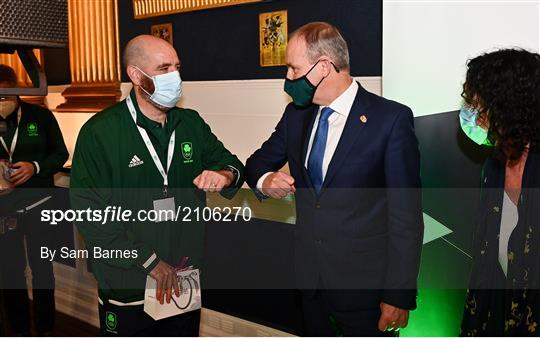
[10,161,35,187]
[378,302,409,332]
[149,260,180,305]
[262,171,296,199]
[193,170,234,192]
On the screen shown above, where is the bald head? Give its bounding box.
[124,35,182,111]
[123,35,178,69]
[124,34,181,86]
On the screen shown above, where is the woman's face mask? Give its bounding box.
[134,66,182,108]
[459,106,493,146]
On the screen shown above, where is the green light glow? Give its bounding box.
[402,289,466,337]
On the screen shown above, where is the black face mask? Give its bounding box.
[284,60,340,107]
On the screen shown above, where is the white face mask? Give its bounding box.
[0,99,18,119]
[134,66,182,108]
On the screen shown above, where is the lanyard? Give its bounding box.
[126,96,175,196]
[0,107,22,163]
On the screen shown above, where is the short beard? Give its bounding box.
[138,77,169,112]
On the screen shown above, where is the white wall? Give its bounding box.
[383,0,540,117]
[49,77,381,164]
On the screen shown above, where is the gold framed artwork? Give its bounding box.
[151,23,173,45]
[133,0,264,19]
[259,10,287,67]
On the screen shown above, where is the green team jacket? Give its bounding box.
[0,100,68,212]
[70,90,244,303]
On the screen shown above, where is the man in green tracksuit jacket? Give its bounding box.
[70,35,244,336]
[0,64,68,336]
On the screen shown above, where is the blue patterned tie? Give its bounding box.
[307,107,334,194]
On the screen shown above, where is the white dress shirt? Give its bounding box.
[257,80,359,190]
[499,191,519,276]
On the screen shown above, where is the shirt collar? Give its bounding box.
[325,80,359,117]
[129,89,178,132]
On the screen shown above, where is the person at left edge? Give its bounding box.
[69,35,244,336]
[0,64,69,336]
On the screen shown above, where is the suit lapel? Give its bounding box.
[321,84,370,191]
[300,105,319,189]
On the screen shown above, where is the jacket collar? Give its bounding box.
[128,89,182,132]
[299,82,372,195]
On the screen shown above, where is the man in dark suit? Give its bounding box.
[245,22,424,336]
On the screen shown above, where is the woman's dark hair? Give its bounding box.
[462,49,540,162]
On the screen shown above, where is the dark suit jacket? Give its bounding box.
[245,83,424,311]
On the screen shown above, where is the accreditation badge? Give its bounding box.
[152,197,176,223]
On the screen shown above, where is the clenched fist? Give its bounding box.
[378,302,409,332]
[262,171,296,199]
[193,170,234,192]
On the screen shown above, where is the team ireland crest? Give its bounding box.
[181,142,193,163]
[105,311,117,332]
[27,122,38,137]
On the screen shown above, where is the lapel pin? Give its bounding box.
[360,115,368,124]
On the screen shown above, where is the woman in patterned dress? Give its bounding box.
[460,49,540,336]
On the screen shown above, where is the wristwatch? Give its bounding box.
[221,166,239,186]
[31,161,38,174]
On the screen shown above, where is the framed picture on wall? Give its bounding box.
[151,23,173,45]
[259,10,288,67]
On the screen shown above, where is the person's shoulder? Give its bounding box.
[172,107,206,125]
[20,101,55,119]
[364,90,413,118]
[357,92,413,132]
[176,107,200,118]
[282,102,316,123]
[283,102,315,113]
[79,100,128,139]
